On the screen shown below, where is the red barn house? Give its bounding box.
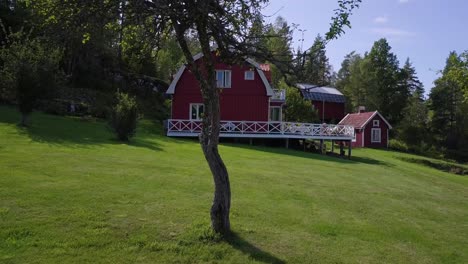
[338,111,392,148]
[167,55,285,122]
[296,84,346,123]
[165,51,355,154]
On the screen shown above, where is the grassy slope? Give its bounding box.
[0,106,467,264]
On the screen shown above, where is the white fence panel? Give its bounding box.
[167,119,354,139]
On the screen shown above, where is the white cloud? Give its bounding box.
[398,0,409,3]
[370,27,415,37]
[374,16,388,24]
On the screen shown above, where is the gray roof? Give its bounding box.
[296,83,346,103]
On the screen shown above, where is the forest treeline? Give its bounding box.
[1,1,467,161]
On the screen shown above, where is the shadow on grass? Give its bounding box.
[346,155,387,165]
[226,232,285,264]
[0,105,20,124]
[226,143,390,166]
[399,157,467,175]
[0,106,166,151]
[23,120,165,151]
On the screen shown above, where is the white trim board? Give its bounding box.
[362,129,365,147]
[166,65,186,94]
[362,112,392,129]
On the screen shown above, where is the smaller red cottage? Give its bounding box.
[338,111,392,148]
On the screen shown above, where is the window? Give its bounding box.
[190,104,204,120]
[216,70,231,88]
[371,128,381,143]
[269,107,282,122]
[244,70,255,80]
[373,120,380,127]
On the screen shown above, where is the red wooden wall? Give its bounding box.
[363,114,389,148]
[351,115,389,148]
[171,60,269,121]
[352,129,364,148]
[312,101,346,123]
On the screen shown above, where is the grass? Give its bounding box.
[0,105,467,264]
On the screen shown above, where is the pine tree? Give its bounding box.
[365,38,408,124]
[262,16,294,87]
[335,51,357,89]
[398,92,428,147]
[302,34,332,86]
[428,52,466,150]
[335,51,362,112]
[400,58,424,101]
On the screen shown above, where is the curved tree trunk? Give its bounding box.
[172,11,231,235]
[199,87,231,234]
[197,22,231,235]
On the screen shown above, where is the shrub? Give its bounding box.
[108,92,138,141]
[388,139,409,152]
[283,81,319,123]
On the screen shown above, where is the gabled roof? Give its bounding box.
[296,83,346,103]
[166,52,273,96]
[338,111,392,129]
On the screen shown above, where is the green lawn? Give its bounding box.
[1,106,467,264]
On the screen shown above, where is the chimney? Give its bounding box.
[259,64,272,83]
[357,106,366,113]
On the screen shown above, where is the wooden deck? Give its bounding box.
[166,119,355,140]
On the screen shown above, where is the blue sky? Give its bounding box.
[263,0,468,93]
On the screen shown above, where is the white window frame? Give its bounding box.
[269,106,282,122]
[190,103,204,120]
[244,70,255,80]
[216,70,232,88]
[373,120,380,127]
[371,128,381,143]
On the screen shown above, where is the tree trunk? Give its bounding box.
[201,136,231,234]
[197,35,231,235]
[20,113,29,127]
[195,88,231,235]
[172,9,231,235]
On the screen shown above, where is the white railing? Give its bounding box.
[167,119,354,139]
[272,89,286,101]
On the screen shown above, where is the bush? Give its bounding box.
[283,81,319,123]
[108,92,138,141]
[388,139,409,152]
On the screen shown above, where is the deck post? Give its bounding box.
[285,138,289,149]
[340,143,344,157]
[249,138,253,146]
[320,139,324,154]
[331,140,334,153]
[348,141,352,159]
